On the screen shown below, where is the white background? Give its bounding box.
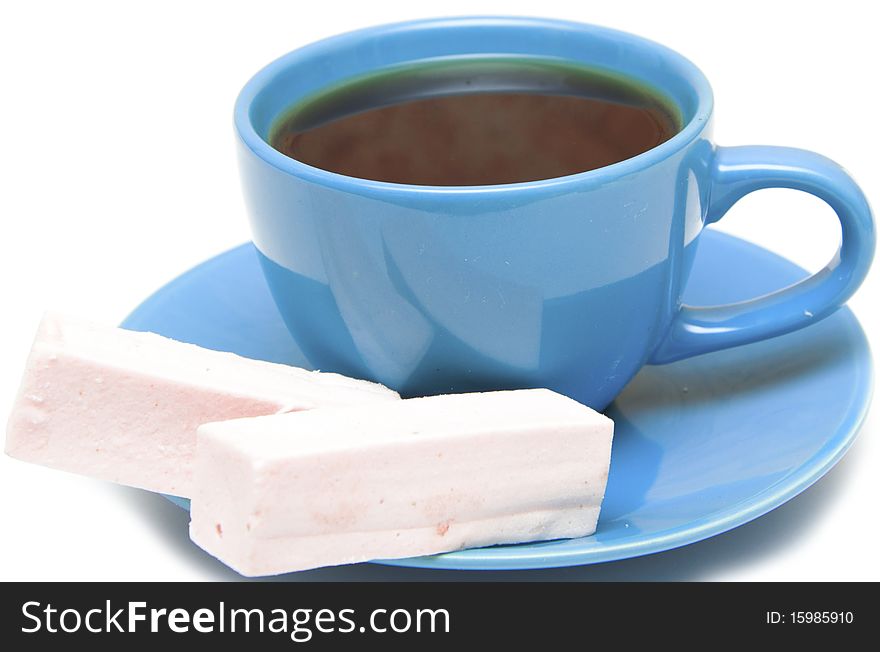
[1,0,877,581]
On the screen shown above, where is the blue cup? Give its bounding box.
[235,17,874,409]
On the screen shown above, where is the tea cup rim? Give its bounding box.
[234,16,714,197]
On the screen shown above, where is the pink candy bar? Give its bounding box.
[5,313,399,496]
[191,389,613,576]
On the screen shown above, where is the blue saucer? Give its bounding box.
[123,230,872,571]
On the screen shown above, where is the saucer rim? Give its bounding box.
[124,232,873,571]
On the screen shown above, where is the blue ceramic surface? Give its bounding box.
[234,17,874,409]
[122,231,872,571]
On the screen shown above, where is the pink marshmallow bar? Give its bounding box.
[191,389,613,576]
[5,313,399,497]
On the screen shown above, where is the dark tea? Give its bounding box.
[269,57,681,186]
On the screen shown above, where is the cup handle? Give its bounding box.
[650,145,875,364]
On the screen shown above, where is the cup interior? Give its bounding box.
[236,17,713,194]
[242,18,710,147]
